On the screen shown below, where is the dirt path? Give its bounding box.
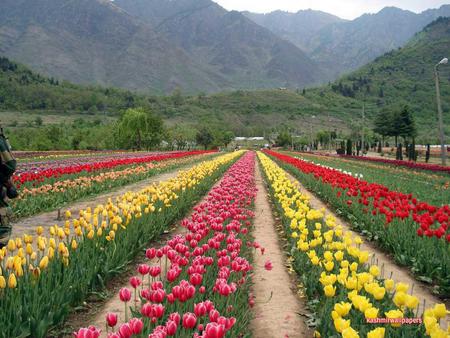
[285,172,449,325]
[250,161,312,338]
[11,162,197,239]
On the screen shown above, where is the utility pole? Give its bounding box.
[361,101,365,156]
[435,58,448,166]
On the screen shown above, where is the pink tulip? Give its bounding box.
[264,260,273,271]
[182,312,197,329]
[119,288,131,302]
[129,276,141,289]
[203,322,225,338]
[106,313,118,328]
[118,323,132,338]
[129,318,143,334]
[73,326,101,338]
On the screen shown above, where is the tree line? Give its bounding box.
[7,108,235,151]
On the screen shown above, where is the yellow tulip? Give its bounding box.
[71,239,78,250]
[8,273,17,288]
[39,256,49,269]
[373,287,386,300]
[393,291,407,307]
[367,327,385,338]
[424,315,438,334]
[369,265,379,277]
[342,327,359,338]
[364,307,379,319]
[334,302,352,317]
[7,239,16,252]
[48,247,55,259]
[405,295,419,309]
[358,251,369,264]
[433,304,447,319]
[334,250,344,261]
[324,261,334,272]
[395,282,409,293]
[0,276,5,289]
[385,309,403,327]
[25,244,33,256]
[384,279,394,291]
[334,317,350,333]
[324,284,336,297]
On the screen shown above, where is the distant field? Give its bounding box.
[0,110,117,127]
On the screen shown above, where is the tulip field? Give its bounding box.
[11,150,216,218]
[258,152,448,338]
[1,149,449,338]
[265,150,450,296]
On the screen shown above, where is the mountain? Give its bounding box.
[0,0,324,93]
[0,55,151,112]
[242,9,345,52]
[113,0,324,89]
[2,17,449,142]
[0,0,225,94]
[244,5,450,80]
[320,17,450,139]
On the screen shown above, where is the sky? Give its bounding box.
[212,0,449,20]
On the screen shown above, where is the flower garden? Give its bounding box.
[1,150,449,338]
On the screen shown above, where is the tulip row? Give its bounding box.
[0,151,242,338]
[12,152,217,218]
[14,150,215,185]
[14,150,121,161]
[75,151,259,338]
[258,152,449,338]
[338,155,450,174]
[287,151,448,206]
[266,150,450,296]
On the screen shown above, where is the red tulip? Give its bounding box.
[146,248,156,260]
[129,318,143,334]
[137,264,150,275]
[105,313,118,328]
[118,323,132,338]
[264,260,273,271]
[166,320,178,336]
[203,322,225,338]
[73,326,101,338]
[182,312,197,329]
[129,276,141,289]
[119,288,131,302]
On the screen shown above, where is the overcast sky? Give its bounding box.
[213,0,449,20]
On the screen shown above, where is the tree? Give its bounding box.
[34,116,43,126]
[373,109,393,140]
[222,131,235,148]
[275,131,292,148]
[196,128,213,150]
[397,105,416,141]
[346,139,352,155]
[116,108,164,150]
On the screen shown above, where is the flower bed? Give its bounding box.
[338,155,450,174]
[12,152,217,218]
[0,151,241,338]
[75,151,259,338]
[258,152,448,338]
[265,150,450,296]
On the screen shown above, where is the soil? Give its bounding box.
[249,161,313,338]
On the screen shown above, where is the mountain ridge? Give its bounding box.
[243,5,450,80]
[0,0,325,93]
